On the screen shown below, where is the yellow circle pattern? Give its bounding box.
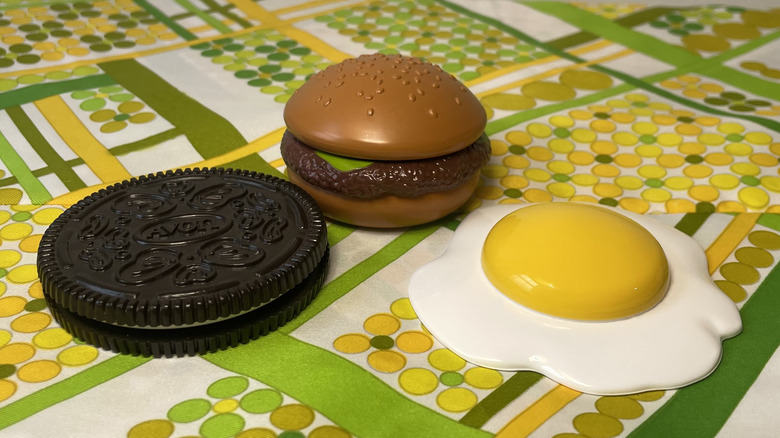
[332,300,508,413]
[398,368,439,395]
[0,380,16,403]
[11,312,51,333]
[437,387,478,412]
[213,398,240,414]
[33,328,73,349]
[17,360,61,383]
[57,345,99,366]
[463,368,504,389]
[333,334,371,354]
[390,298,417,320]
[0,206,95,400]
[428,349,466,372]
[270,404,315,430]
[474,93,780,212]
[396,331,433,354]
[367,350,407,373]
[363,313,400,336]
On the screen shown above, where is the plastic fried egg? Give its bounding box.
[408,203,742,395]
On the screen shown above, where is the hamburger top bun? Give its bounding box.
[283,53,487,161]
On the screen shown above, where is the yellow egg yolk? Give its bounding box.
[481,203,670,321]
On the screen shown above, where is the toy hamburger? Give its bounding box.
[281,53,490,228]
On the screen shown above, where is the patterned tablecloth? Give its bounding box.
[1,1,779,437]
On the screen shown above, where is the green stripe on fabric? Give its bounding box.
[707,29,780,68]
[110,128,181,156]
[486,84,634,135]
[5,105,86,192]
[281,223,441,333]
[223,154,282,176]
[98,59,282,178]
[590,63,780,133]
[460,372,544,428]
[326,223,355,247]
[170,0,249,26]
[175,0,232,33]
[613,7,681,29]
[546,30,598,50]
[443,216,461,231]
[0,1,66,11]
[674,213,710,237]
[547,7,680,50]
[629,261,780,437]
[703,64,780,102]
[0,128,52,203]
[133,0,197,40]
[547,32,599,50]
[0,129,180,190]
[639,29,780,85]
[0,174,21,188]
[0,355,151,430]
[526,2,699,66]
[441,0,780,135]
[205,334,490,438]
[757,213,780,232]
[525,2,780,101]
[0,74,115,110]
[438,0,576,63]
[202,0,253,28]
[0,161,86,188]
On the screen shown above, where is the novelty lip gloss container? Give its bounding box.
[409,202,742,395]
[281,53,490,228]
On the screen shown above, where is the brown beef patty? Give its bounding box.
[281,130,491,200]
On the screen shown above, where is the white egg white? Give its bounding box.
[408,203,742,395]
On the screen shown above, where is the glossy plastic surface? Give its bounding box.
[409,203,742,395]
[287,169,480,228]
[481,203,669,321]
[283,54,487,161]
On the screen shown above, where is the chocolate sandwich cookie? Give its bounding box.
[37,168,328,357]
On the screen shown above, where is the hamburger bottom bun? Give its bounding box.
[287,168,479,228]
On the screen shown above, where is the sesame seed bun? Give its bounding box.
[283,53,487,161]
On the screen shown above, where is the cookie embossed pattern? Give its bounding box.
[36,168,329,358]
